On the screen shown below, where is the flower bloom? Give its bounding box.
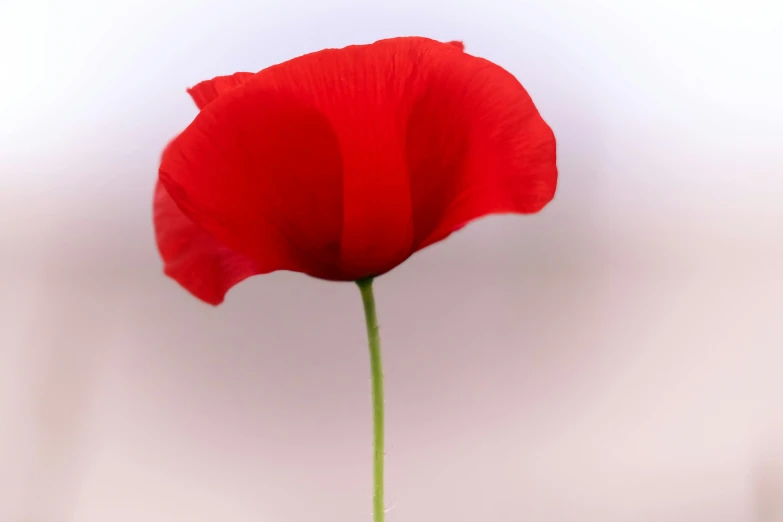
[155,37,557,304]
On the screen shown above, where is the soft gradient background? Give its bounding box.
[2,0,782,521]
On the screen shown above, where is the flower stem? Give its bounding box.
[357,277,384,522]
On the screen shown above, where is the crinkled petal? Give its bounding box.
[404,42,557,251]
[160,74,345,280]
[154,180,261,305]
[155,73,267,304]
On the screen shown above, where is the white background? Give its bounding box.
[1,0,782,520]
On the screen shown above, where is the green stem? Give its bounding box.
[357,277,384,522]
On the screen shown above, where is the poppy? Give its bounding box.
[154,36,557,304]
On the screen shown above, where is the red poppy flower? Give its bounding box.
[155,37,557,304]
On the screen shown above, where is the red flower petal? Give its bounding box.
[404,45,557,251]
[154,180,261,305]
[156,73,264,304]
[157,36,557,301]
[160,82,345,280]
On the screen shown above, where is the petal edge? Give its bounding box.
[186,72,256,110]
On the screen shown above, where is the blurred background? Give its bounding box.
[1,0,782,520]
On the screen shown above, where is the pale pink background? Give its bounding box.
[1,0,782,521]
